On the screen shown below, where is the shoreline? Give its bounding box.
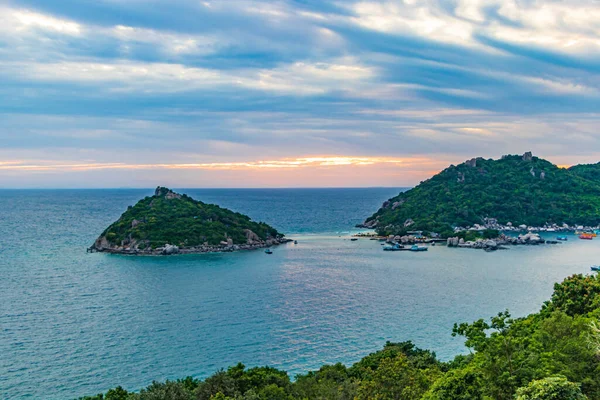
[88,238,293,256]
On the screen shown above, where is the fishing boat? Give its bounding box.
[383,243,404,251]
[265,248,273,254]
[409,245,428,252]
[579,233,594,240]
[556,236,568,241]
[591,266,600,272]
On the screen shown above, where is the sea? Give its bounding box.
[1,188,598,399]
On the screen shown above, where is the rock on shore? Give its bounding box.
[446,232,545,250]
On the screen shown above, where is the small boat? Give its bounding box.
[383,243,404,251]
[591,266,600,272]
[409,245,428,252]
[580,233,594,240]
[556,236,568,241]
[265,249,273,254]
[350,238,358,241]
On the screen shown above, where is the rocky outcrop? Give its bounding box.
[356,218,379,228]
[447,237,459,247]
[523,151,533,161]
[465,158,477,167]
[447,231,545,251]
[162,244,179,255]
[155,186,182,200]
[244,229,261,244]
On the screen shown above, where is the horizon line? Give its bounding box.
[0,186,411,190]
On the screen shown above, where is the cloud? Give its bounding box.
[3,7,82,35]
[0,57,374,95]
[0,0,599,187]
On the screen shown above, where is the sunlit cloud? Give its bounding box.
[0,156,439,173]
[9,8,82,35]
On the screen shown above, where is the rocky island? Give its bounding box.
[89,187,289,255]
[361,152,600,238]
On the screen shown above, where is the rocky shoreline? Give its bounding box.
[88,237,293,256]
[446,232,552,251]
[355,230,575,252]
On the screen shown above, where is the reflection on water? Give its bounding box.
[0,189,596,399]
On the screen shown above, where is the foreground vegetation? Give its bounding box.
[93,187,281,250]
[81,273,600,399]
[364,154,600,236]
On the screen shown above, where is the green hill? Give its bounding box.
[90,187,283,254]
[363,152,600,237]
[569,162,600,182]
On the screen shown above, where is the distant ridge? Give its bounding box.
[361,152,600,237]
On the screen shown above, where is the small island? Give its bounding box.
[89,187,289,255]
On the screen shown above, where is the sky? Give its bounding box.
[0,0,599,188]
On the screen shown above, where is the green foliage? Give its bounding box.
[366,155,600,236]
[545,274,600,317]
[355,353,440,400]
[97,187,282,248]
[422,368,483,400]
[515,376,587,400]
[80,274,600,400]
[292,364,357,400]
[454,229,499,242]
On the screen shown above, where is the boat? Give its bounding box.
[350,238,358,241]
[409,245,428,252]
[383,243,404,251]
[591,266,600,272]
[579,233,594,240]
[265,248,273,254]
[556,236,568,241]
[294,240,298,244]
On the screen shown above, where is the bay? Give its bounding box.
[0,188,596,399]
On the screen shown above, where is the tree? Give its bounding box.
[546,274,600,317]
[356,354,438,400]
[105,387,130,400]
[422,368,483,400]
[515,376,587,399]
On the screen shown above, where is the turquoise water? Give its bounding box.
[1,188,598,399]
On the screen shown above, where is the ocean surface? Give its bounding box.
[1,188,598,399]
